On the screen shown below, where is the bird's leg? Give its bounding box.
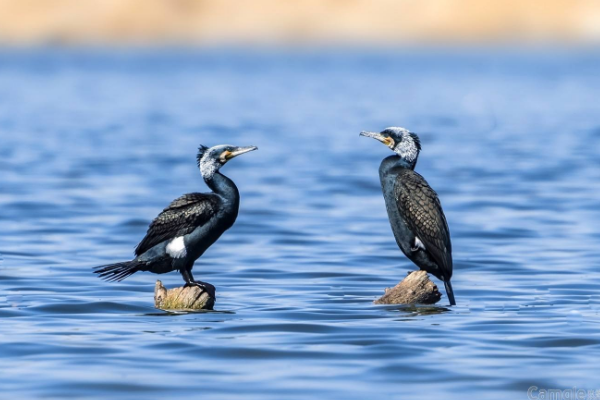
[180,268,194,285]
[181,268,216,298]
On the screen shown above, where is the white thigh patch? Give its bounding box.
[413,236,426,251]
[166,236,187,258]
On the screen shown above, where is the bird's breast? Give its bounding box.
[183,207,237,257]
[380,173,414,255]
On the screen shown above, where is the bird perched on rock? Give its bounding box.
[360,127,455,305]
[94,144,258,298]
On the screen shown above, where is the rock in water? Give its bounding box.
[154,280,215,310]
[374,270,441,305]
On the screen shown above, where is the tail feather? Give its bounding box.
[444,280,456,306]
[94,261,142,282]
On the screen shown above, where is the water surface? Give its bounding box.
[1,49,600,399]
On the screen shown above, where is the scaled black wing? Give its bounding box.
[134,193,220,256]
[394,169,453,278]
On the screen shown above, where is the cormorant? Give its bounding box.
[360,127,456,305]
[94,144,258,298]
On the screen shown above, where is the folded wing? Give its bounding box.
[134,193,220,256]
[394,169,452,279]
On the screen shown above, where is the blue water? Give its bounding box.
[1,49,600,399]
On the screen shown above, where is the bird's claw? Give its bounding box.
[184,281,216,299]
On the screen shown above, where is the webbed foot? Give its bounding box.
[184,281,216,299]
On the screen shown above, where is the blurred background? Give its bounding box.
[1,0,600,46]
[1,1,600,400]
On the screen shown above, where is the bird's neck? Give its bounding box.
[380,155,417,175]
[204,171,239,203]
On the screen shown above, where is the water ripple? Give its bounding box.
[0,49,599,399]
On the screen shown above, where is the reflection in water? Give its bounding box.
[0,50,599,399]
[384,305,453,316]
[143,309,236,316]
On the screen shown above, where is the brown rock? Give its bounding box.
[154,280,215,311]
[374,270,441,305]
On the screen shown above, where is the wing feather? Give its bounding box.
[394,169,452,279]
[134,193,219,256]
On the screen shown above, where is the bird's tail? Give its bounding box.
[93,261,143,282]
[444,280,456,306]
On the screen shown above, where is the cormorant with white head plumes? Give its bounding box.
[360,127,456,305]
[94,144,258,298]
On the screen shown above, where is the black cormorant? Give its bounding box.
[360,127,456,305]
[94,144,258,298]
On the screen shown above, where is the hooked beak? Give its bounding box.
[360,131,394,147]
[225,146,258,160]
[360,131,384,141]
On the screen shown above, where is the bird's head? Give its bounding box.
[197,144,258,178]
[360,127,421,167]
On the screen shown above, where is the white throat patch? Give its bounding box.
[166,236,187,258]
[200,158,219,179]
[396,136,418,163]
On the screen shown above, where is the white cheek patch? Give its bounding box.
[412,236,426,252]
[398,140,418,163]
[166,236,187,258]
[200,160,218,179]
